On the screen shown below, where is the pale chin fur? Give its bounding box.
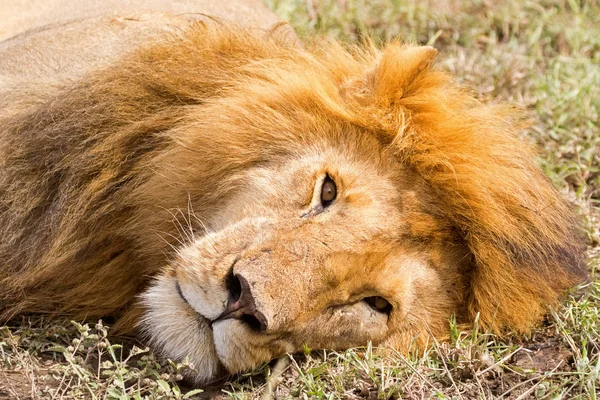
[140,273,293,383]
[139,275,222,384]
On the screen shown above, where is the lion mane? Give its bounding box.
[0,22,587,379]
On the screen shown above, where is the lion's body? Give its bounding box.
[0,2,587,383]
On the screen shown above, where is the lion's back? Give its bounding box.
[0,0,282,84]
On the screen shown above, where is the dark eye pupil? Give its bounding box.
[365,296,392,314]
[320,177,337,205]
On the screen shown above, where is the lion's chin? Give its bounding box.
[140,274,287,384]
[140,275,223,383]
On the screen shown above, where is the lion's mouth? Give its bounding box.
[174,280,214,328]
[174,280,189,304]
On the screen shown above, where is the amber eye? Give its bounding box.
[364,296,392,314]
[320,175,337,207]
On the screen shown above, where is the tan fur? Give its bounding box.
[0,10,587,383]
[0,0,280,41]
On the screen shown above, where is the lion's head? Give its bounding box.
[0,21,587,384]
[130,29,586,382]
[141,130,470,380]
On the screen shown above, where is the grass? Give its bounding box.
[1,0,599,398]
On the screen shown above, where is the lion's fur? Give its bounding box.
[0,17,587,379]
[0,0,280,41]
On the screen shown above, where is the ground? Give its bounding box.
[1,0,599,399]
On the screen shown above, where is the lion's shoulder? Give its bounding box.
[0,13,196,84]
[0,0,284,85]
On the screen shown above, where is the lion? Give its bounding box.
[0,1,588,384]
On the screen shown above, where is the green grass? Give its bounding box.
[1,0,599,398]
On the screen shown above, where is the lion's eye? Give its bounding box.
[320,175,337,207]
[364,296,392,314]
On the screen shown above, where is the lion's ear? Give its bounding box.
[371,45,437,107]
[340,44,438,109]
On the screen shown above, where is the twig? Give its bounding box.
[0,370,22,400]
[390,348,439,393]
[475,346,524,377]
[261,356,291,400]
[499,361,563,399]
[430,339,461,397]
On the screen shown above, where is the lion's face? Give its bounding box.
[142,133,467,382]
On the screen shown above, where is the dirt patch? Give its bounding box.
[513,343,574,372]
[0,369,36,400]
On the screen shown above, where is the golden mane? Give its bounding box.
[0,24,587,336]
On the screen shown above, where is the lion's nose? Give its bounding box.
[213,273,268,332]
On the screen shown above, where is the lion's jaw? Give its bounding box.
[140,148,466,383]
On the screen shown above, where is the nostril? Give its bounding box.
[217,272,269,331]
[241,312,267,332]
[225,270,242,303]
